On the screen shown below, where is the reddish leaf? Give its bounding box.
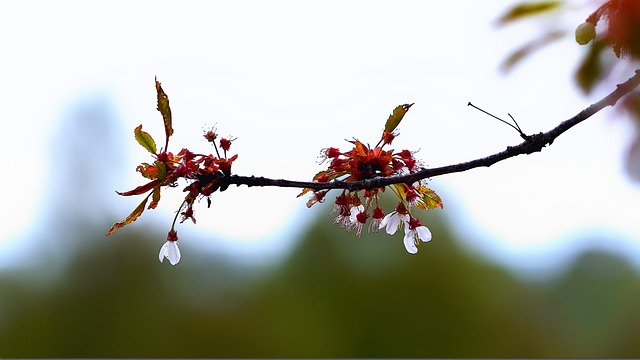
[106,196,149,236]
[136,162,159,179]
[149,186,161,209]
[354,140,368,157]
[312,170,329,182]
[134,125,157,154]
[116,179,162,196]
[297,187,313,198]
[155,77,173,148]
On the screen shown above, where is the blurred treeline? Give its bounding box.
[3,95,640,358]
[2,210,640,357]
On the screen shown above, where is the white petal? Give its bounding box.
[167,241,181,265]
[386,214,402,235]
[391,214,410,235]
[378,212,393,229]
[159,242,169,263]
[403,230,418,254]
[415,226,432,243]
[349,205,364,223]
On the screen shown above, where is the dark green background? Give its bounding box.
[2,97,639,358]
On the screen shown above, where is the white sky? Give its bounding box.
[2,0,640,274]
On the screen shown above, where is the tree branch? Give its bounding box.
[225,70,640,192]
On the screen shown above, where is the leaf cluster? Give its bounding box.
[107,79,238,239]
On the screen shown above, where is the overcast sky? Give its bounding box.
[2,0,640,274]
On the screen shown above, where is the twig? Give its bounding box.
[467,102,528,139]
[225,69,640,192]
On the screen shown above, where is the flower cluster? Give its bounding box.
[300,104,443,254]
[108,81,443,264]
[106,79,238,266]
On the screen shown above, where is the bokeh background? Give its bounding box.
[3,0,640,357]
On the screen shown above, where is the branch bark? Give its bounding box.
[225,70,640,192]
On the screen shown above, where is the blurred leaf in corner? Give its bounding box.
[496,1,564,26]
[574,39,609,94]
[618,93,640,182]
[501,30,565,73]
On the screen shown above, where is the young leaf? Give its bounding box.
[416,185,444,210]
[575,40,605,94]
[155,77,173,148]
[353,140,368,157]
[311,170,330,182]
[384,103,414,134]
[116,179,162,196]
[155,160,167,181]
[106,196,149,236]
[149,186,161,209]
[497,1,563,26]
[297,187,313,198]
[134,125,157,154]
[136,162,158,179]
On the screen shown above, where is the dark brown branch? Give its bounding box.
[225,70,640,192]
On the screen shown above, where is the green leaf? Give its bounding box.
[134,125,157,154]
[155,77,173,148]
[106,196,148,236]
[155,160,167,181]
[391,183,407,198]
[384,103,414,134]
[575,39,605,94]
[497,1,563,25]
[500,31,565,73]
[417,185,444,210]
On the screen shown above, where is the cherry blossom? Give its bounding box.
[403,217,432,254]
[159,230,181,265]
[379,203,410,235]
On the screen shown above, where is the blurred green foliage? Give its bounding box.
[2,210,640,357]
[4,56,640,356]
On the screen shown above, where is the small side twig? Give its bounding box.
[468,102,529,140]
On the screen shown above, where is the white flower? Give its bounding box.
[403,222,432,254]
[378,211,409,235]
[159,240,181,265]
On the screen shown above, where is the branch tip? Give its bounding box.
[230,69,640,192]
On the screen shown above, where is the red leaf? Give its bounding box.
[116,179,162,196]
[136,162,159,179]
[353,140,368,157]
[149,186,161,209]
